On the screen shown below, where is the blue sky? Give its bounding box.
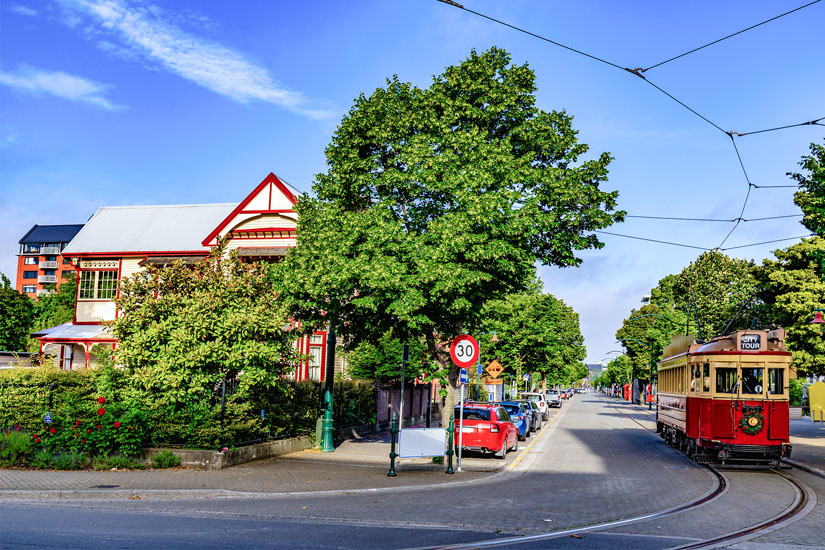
[1,0,823,364]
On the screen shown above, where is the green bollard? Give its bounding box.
[388,413,398,477]
[445,413,455,474]
[321,389,334,452]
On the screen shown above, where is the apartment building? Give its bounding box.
[16,224,84,297]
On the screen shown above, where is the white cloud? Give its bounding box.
[0,65,119,110]
[9,3,38,16]
[57,0,335,120]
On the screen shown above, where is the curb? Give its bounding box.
[782,458,825,480]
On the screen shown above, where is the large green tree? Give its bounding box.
[758,236,825,376]
[791,139,825,235]
[668,251,761,340]
[26,273,78,352]
[616,303,686,382]
[345,329,427,383]
[278,48,623,405]
[111,246,298,407]
[0,274,34,352]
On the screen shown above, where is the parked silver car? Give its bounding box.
[520,392,550,421]
[545,390,562,408]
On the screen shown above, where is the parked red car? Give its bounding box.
[453,403,519,459]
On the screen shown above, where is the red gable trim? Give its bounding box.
[231,228,296,234]
[65,251,208,257]
[202,173,298,247]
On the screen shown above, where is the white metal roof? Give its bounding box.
[64,203,236,254]
[35,323,113,341]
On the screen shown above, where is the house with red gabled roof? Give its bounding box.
[35,173,336,380]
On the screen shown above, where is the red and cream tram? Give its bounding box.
[656,329,793,466]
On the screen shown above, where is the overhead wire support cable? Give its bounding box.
[596,231,709,251]
[729,116,825,137]
[721,234,815,251]
[641,0,823,72]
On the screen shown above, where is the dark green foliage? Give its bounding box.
[345,331,426,383]
[791,140,825,235]
[0,274,35,352]
[150,450,180,469]
[276,48,622,403]
[0,430,33,467]
[27,273,77,352]
[789,378,804,407]
[92,455,146,470]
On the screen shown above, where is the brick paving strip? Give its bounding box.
[0,408,570,500]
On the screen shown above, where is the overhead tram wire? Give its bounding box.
[596,231,813,252]
[640,0,823,73]
[626,214,801,222]
[435,0,823,252]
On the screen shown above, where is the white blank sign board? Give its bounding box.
[398,428,446,458]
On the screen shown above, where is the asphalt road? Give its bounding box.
[2,395,823,549]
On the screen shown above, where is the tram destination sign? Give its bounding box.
[740,334,762,351]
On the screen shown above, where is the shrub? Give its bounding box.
[0,430,33,467]
[51,452,87,470]
[790,378,804,406]
[92,455,146,470]
[150,450,181,469]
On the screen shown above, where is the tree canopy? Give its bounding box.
[277,48,622,396]
[110,246,298,406]
[791,139,825,236]
[758,237,825,375]
[482,287,585,388]
[0,274,34,352]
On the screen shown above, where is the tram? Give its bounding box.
[656,329,793,467]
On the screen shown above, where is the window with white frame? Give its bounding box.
[24,257,38,265]
[22,285,36,293]
[79,270,118,300]
[308,334,324,381]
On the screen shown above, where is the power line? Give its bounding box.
[596,231,709,250]
[721,234,814,250]
[598,230,812,252]
[626,214,801,222]
[641,0,823,72]
[730,116,825,137]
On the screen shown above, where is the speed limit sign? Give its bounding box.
[450,335,479,369]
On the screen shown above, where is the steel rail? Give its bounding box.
[667,468,810,550]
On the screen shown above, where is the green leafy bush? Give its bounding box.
[92,455,146,470]
[0,430,33,467]
[150,450,181,469]
[51,452,87,470]
[790,378,804,406]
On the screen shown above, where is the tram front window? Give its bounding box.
[716,367,737,393]
[742,367,764,394]
[767,368,784,395]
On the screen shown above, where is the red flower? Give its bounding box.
[35,438,41,443]
[76,419,81,426]
[97,407,105,416]
[81,439,86,444]
[49,428,56,434]
[86,429,92,434]
[114,421,121,428]
[96,424,101,430]
[98,396,106,405]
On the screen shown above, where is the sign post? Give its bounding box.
[457,368,467,472]
[450,336,479,473]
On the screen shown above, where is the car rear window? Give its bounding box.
[500,404,520,415]
[455,408,491,421]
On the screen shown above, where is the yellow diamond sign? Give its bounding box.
[486,360,503,379]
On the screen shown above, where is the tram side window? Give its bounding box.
[767,368,784,395]
[742,367,764,394]
[703,363,710,392]
[691,366,701,392]
[716,367,737,393]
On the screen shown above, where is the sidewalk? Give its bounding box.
[787,417,825,477]
[0,431,512,499]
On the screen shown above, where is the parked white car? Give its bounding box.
[520,392,550,420]
[545,390,562,408]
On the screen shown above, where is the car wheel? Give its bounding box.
[526,428,531,439]
[495,439,507,459]
[519,431,526,441]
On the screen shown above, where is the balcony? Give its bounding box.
[41,246,61,255]
[39,261,58,269]
[38,275,58,284]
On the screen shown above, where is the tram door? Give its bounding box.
[711,362,737,438]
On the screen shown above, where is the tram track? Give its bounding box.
[415,399,814,550]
